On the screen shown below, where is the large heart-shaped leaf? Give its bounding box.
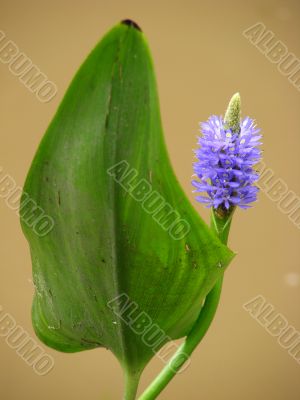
[20,20,234,393]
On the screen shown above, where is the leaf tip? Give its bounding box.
[121,19,142,32]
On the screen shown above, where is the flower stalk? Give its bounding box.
[138,93,250,399]
[138,208,233,400]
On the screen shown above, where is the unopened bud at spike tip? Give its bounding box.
[224,92,241,134]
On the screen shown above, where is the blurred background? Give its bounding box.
[0,0,299,399]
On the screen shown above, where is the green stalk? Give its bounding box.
[124,370,142,400]
[138,92,240,400]
[138,209,234,400]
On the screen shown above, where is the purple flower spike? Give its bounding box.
[192,96,262,211]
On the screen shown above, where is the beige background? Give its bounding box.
[1,0,300,399]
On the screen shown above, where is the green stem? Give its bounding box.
[211,206,234,243]
[124,370,142,400]
[138,208,234,400]
[138,279,223,400]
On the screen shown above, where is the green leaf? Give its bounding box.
[20,20,234,395]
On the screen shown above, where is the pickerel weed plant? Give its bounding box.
[20,20,261,400]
